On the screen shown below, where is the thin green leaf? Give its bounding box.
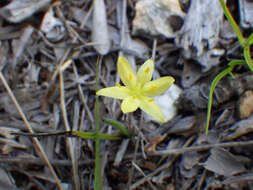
[71,131,96,140]
[94,57,102,190]
[103,118,130,137]
[245,33,253,46]
[219,0,245,46]
[227,59,245,67]
[206,60,245,134]
[244,46,253,72]
[98,133,124,140]
[73,131,123,140]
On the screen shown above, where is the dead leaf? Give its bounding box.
[203,148,245,176]
[92,0,110,55]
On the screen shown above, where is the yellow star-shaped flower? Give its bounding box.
[96,56,175,122]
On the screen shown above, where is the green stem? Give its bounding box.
[94,57,102,190]
[205,60,245,134]
[74,131,124,140]
[219,0,244,46]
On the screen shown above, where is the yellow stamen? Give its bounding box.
[148,98,154,102]
[149,85,157,90]
[129,74,132,80]
[116,82,122,88]
[132,95,136,99]
[144,67,150,74]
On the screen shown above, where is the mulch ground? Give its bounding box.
[0,0,253,190]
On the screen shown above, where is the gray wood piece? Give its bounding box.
[177,0,224,71]
[0,0,52,23]
[239,0,253,28]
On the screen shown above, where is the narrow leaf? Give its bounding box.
[206,60,245,134]
[219,0,244,46]
[103,118,130,137]
[244,46,253,72]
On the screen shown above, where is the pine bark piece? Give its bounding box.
[239,90,253,119]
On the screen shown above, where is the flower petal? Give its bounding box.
[139,96,164,122]
[121,96,139,113]
[136,59,154,87]
[96,86,130,99]
[142,76,175,97]
[117,56,136,88]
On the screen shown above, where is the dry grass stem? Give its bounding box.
[0,72,64,190]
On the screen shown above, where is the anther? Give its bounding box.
[149,85,157,90]
[129,74,132,80]
[116,82,122,88]
[144,67,150,74]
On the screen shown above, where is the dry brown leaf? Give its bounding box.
[145,135,166,152]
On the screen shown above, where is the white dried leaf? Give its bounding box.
[0,0,52,23]
[12,25,34,65]
[40,7,64,40]
[92,0,111,55]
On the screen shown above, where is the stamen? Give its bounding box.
[144,67,150,74]
[132,95,136,99]
[148,98,154,102]
[116,82,122,88]
[129,74,132,81]
[149,85,157,90]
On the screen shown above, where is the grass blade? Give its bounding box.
[244,46,253,71]
[94,57,102,190]
[206,60,245,134]
[103,118,130,137]
[219,0,244,46]
[0,72,64,190]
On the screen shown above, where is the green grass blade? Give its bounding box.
[71,131,96,140]
[244,46,253,71]
[245,33,253,46]
[205,60,245,134]
[98,133,124,140]
[94,57,102,190]
[72,131,123,140]
[103,118,130,137]
[94,97,102,190]
[219,0,244,46]
[227,59,245,67]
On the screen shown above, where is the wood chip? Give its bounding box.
[177,0,224,70]
[0,0,51,23]
[239,90,253,119]
[203,148,245,176]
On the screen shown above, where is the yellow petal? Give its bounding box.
[96,86,130,99]
[142,76,175,97]
[117,56,136,88]
[121,96,139,113]
[139,96,164,122]
[136,59,154,87]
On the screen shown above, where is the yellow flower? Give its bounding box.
[96,56,175,122]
